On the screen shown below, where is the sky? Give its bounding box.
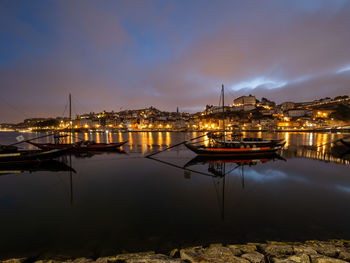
[1,0,350,122]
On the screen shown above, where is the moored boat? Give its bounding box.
[185,85,285,157]
[185,142,283,157]
[26,94,128,152]
[28,140,127,151]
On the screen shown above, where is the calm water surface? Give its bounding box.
[0,131,349,258]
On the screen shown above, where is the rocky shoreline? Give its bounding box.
[2,240,350,263]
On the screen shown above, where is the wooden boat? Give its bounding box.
[27,94,128,151]
[0,148,69,164]
[185,85,285,156]
[28,140,127,151]
[185,142,283,157]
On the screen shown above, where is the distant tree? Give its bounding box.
[100,117,106,127]
[251,109,264,119]
[334,95,349,100]
[329,104,350,121]
[36,119,60,127]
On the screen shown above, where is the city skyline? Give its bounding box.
[1,92,348,124]
[1,0,350,122]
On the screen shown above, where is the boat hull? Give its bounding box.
[29,141,127,151]
[185,143,282,157]
[214,139,286,148]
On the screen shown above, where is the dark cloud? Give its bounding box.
[0,0,350,122]
[236,70,350,104]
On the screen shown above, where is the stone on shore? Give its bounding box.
[240,251,265,263]
[227,244,257,254]
[1,259,27,263]
[338,251,350,261]
[259,244,294,257]
[96,251,185,263]
[293,245,318,256]
[3,240,350,263]
[309,255,348,263]
[180,244,249,263]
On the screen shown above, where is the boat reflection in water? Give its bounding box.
[330,138,350,162]
[149,153,285,220]
[0,159,76,176]
[67,148,127,159]
[185,154,285,220]
[184,154,285,177]
[58,150,127,204]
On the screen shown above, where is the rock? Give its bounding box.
[1,259,27,263]
[338,251,350,261]
[169,249,179,258]
[304,241,343,258]
[97,252,184,263]
[260,244,293,257]
[271,259,297,263]
[227,244,256,253]
[35,260,63,263]
[71,257,95,263]
[4,240,350,263]
[310,255,348,263]
[286,254,311,263]
[180,246,249,263]
[241,252,265,263]
[179,246,203,262]
[313,246,338,258]
[123,254,184,263]
[96,252,155,263]
[293,246,318,256]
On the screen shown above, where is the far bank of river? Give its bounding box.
[8,127,350,134]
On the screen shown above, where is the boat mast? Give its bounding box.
[69,93,72,143]
[222,84,225,142]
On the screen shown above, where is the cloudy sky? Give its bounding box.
[1,0,350,122]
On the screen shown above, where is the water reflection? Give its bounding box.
[150,154,285,220]
[17,131,350,164]
[148,132,153,151]
[0,159,75,175]
[128,132,133,151]
[96,132,101,143]
[166,132,171,147]
[157,132,162,149]
[285,132,290,148]
[0,131,350,258]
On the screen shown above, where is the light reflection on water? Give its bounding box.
[0,131,349,258]
[9,131,349,164]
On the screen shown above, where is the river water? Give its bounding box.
[0,131,349,258]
